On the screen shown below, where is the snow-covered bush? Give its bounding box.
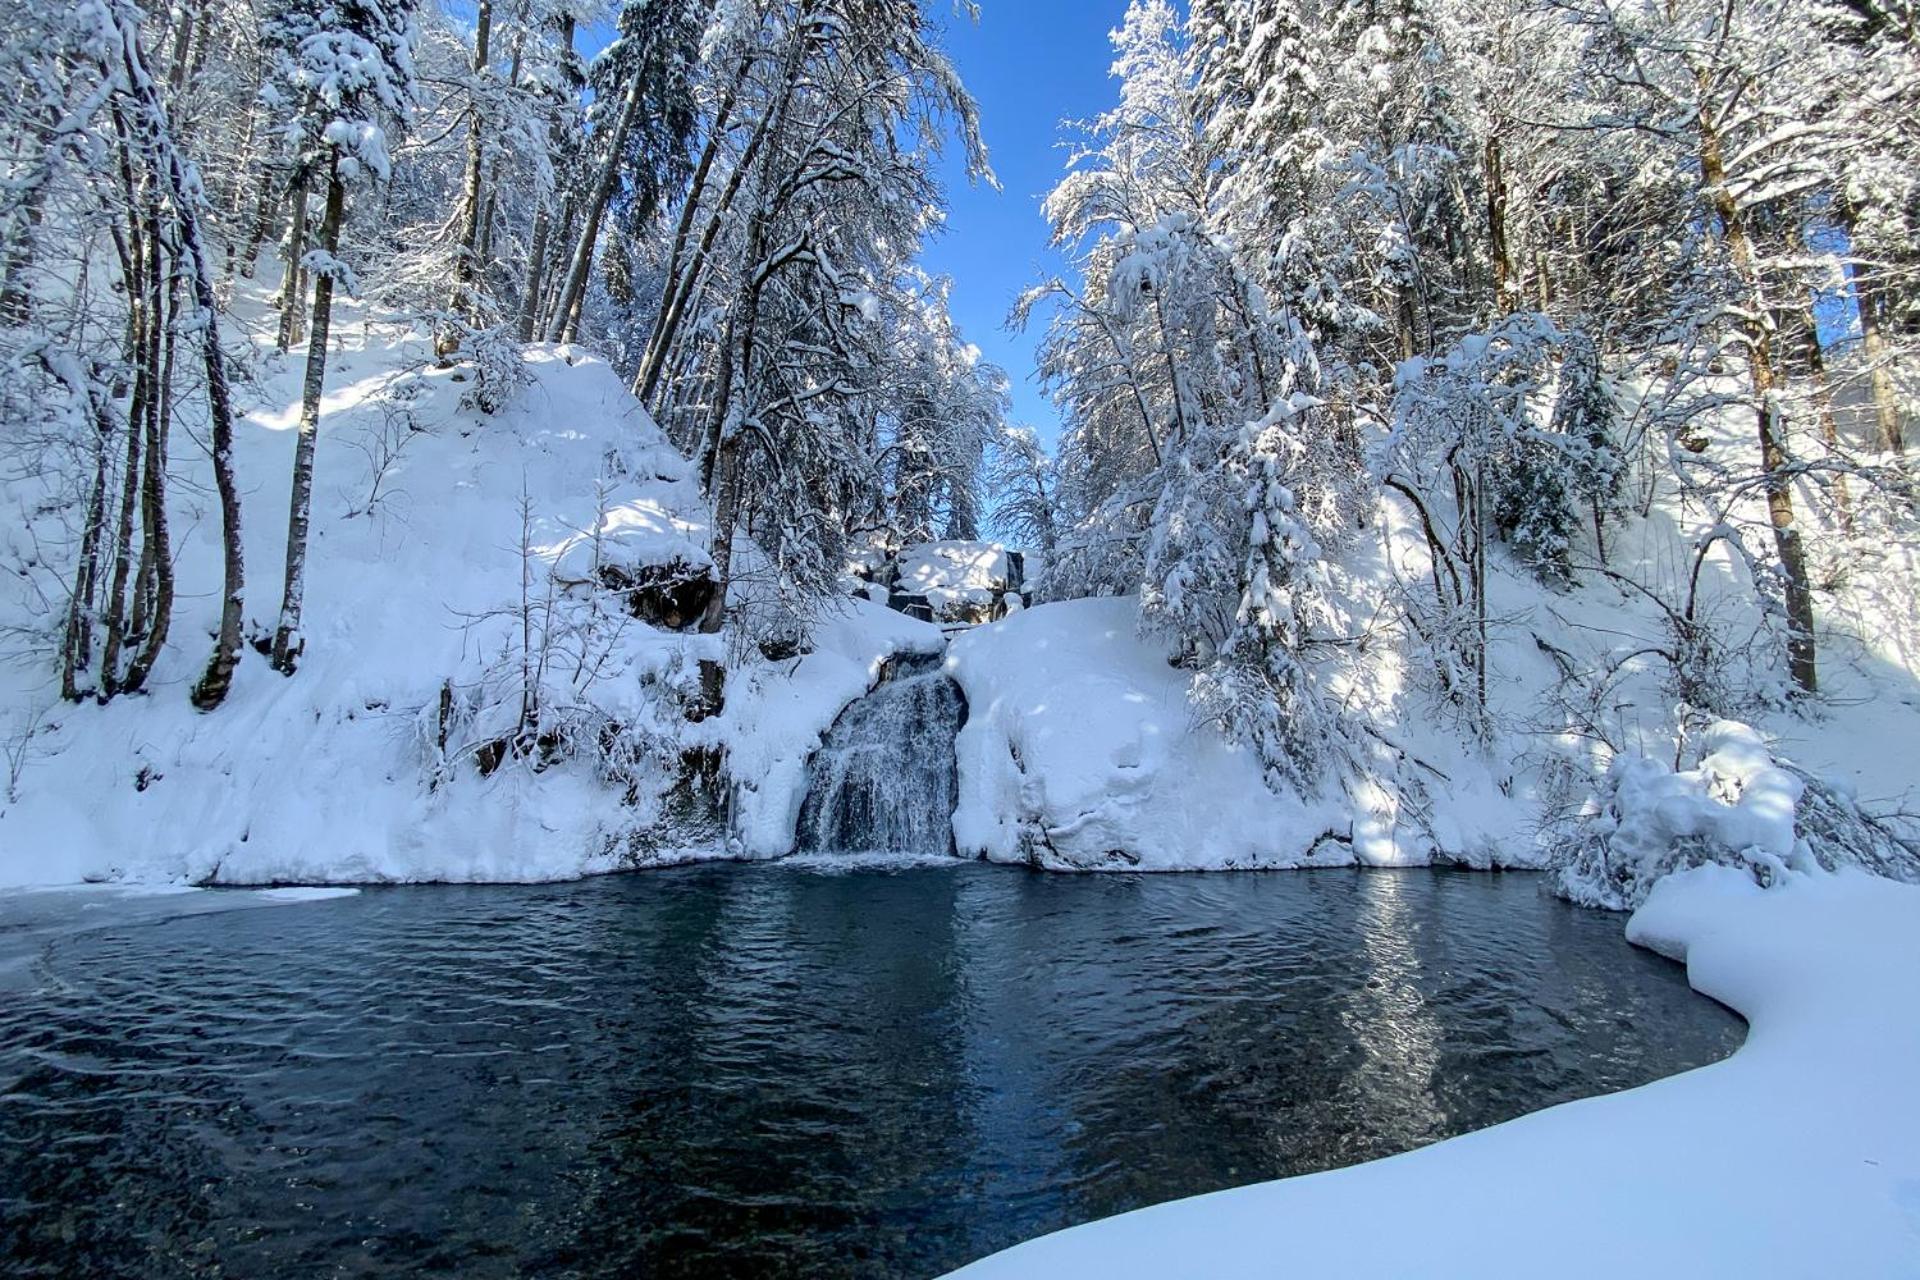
[1554,722,1920,910]
[1491,431,1578,587]
[457,325,530,415]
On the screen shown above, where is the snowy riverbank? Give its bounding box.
[946,865,1920,1278]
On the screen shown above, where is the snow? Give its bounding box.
[0,294,937,887]
[945,866,1920,1278]
[947,596,1346,869]
[897,540,1012,618]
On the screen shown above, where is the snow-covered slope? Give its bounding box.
[0,300,937,886]
[945,866,1920,1278]
[940,422,1920,874]
[948,597,1347,869]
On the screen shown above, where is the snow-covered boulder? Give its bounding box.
[1555,721,1920,910]
[897,541,1023,624]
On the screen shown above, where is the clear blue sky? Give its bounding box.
[919,3,1129,450]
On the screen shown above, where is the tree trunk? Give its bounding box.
[98,166,150,698]
[99,345,145,696]
[1855,269,1905,455]
[238,161,277,280]
[517,202,551,342]
[175,167,247,708]
[275,174,309,352]
[699,435,740,635]
[442,0,493,356]
[544,75,643,344]
[121,235,177,696]
[54,364,113,702]
[637,26,815,406]
[1485,130,1516,315]
[166,0,197,95]
[632,74,746,405]
[536,192,578,337]
[1699,100,1817,693]
[1799,306,1854,536]
[1840,197,1905,455]
[271,156,345,674]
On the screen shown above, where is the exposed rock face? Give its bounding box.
[598,559,715,631]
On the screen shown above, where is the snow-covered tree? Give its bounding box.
[1026,0,1367,786]
[269,0,418,673]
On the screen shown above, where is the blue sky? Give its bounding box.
[918,3,1130,449]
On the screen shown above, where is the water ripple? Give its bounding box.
[0,866,1742,1279]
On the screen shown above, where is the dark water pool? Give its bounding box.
[0,865,1742,1279]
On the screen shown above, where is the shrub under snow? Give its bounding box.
[1556,722,1920,910]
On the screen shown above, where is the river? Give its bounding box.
[0,864,1742,1278]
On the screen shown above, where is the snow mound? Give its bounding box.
[1556,721,1920,910]
[947,597,1345,869]
[946,867,1920,1278]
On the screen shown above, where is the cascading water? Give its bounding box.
[795,652,967,855]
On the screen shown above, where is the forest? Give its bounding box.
[2,0,1913,802]
[3,1,1920,1276]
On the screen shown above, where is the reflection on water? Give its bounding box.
[0,866,1742,1279]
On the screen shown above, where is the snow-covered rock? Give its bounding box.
[896,540,1021,623]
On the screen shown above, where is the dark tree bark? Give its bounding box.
[1699,98,1817,693]
[271,155,345,674]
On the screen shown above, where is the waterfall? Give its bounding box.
[796,652,966,856]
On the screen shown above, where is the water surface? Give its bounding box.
[0,865,1743,1278]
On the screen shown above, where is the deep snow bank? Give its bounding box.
[946,867,1920,1278]
[946,596,1542,870]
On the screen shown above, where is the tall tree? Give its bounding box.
[269,0,418,673]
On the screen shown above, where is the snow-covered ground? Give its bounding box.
[948,596,1350,869]
[941,425,1920,873]
[0,294,936,886]
[946,865,1920,1279]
